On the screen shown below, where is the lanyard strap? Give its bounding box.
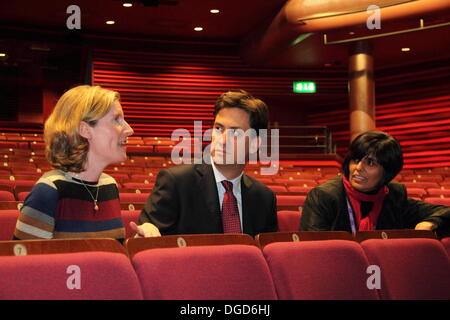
[346,197,357,233]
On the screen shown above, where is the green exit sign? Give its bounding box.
[293,81,316,93]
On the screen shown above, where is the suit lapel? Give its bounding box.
[196,164,222,218]
[241,174,254,235]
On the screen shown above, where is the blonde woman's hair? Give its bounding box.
[44,85,120,172]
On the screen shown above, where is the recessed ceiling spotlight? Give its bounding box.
[210,9,220,14]
[123,3,133,7]
[194,27,203,31]
[106,20,115,25]
[401,47,410,52]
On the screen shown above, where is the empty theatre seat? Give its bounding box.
[0,251,143,300]
[0,210,19,240]
[353,229,436,242]
[256,231,353,248]
[277,210,301,231]
[423,197,450,206]
[263,240,378,300]
[126,234,257,258]
[0,190,15,201]
[120,193,150,203]
[276,195,306,211]
[361,238,450,300]
[131,245,277,300]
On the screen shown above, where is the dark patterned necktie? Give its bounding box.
[221,180,241,233]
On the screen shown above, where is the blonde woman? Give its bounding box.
[14,85,133,241]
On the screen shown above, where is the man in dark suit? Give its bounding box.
[130,90,278,237]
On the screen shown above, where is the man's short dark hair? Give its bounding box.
[213,90,269,134]
[343,130,403,186]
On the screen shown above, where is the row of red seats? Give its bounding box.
[0,234,449,299]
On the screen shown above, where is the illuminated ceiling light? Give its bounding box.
[0,53,6,57]
[106,20,115,25]
[123,3,133,7]
[194,27,203,31]
[349,31,355,35]
[401,47,410,52]
[210,9,220,14]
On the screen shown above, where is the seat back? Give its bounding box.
[121,210,141,238]
[126,233,256,258]
[277,210,301,232]
[256,231,353,248]
[361,238,450,300]
[132,244,277,300]
[354,229,436,242]
[0,251,143,299]
[0,238,127,256]
[0,210,19,240]
[263,240,378,300]
[442,237,450,257]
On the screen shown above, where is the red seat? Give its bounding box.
[426,188,450,197]
[361,238,450,300]
[276,195,306,209]
[120,193,149,203]
[441,237,450,257]
[423,197,450,206]
[0,251,143,300]
[17,192,30,201]
[287,185,313,194]
[267,185,288,193]
[0,190,15,201]
[121,210,140,238]
[132,245,277,300]
[0,210,19,240]
[263,240,379,300]
[277,210,301,231]
[122,182,154,190]
[406,187,427,199]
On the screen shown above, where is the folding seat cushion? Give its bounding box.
[263,240,378,300]
[361,238,450,300]
[132,245,277,300]
[0,252,143,300]
[277,210,301,231]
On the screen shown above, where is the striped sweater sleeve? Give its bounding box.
[14,179,59,239]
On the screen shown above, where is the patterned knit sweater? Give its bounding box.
[14,170,125,241]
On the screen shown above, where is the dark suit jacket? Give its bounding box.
[301,176,450,231]
[139,164,278,236]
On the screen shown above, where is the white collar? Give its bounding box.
[211,157,243,186]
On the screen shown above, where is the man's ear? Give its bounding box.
[78,121,93,140]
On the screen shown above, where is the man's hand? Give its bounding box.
[129,222,161,237]
[414,221,437,231]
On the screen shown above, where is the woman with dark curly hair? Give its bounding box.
[301,131,450,232]
[14,85,133,241]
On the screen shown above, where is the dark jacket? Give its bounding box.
[139,163,278,236]
[301,176,450,231]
